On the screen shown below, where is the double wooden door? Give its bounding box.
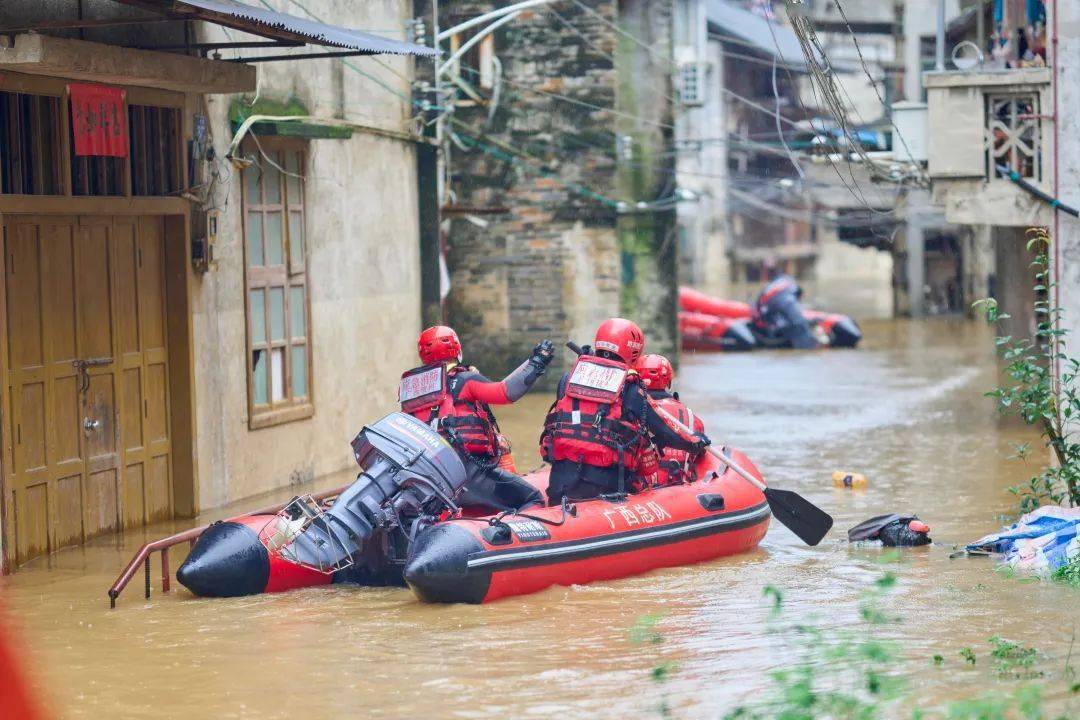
[4,215,172,564]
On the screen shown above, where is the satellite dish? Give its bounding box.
[951,41,984,71]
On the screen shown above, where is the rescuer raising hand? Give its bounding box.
[400,326,553,512]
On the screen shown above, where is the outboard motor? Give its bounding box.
[753,275,818,349]
[828,315,863,348]
[276,413,467,573]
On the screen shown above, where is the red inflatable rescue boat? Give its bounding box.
[175,450,770,604]
[679,286,861,350]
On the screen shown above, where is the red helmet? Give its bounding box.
[594,318,645,364]
[418,325,462,365]
[636,354,673,390]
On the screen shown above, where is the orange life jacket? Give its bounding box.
[540,355,650,471]
[650,391,704,483]
[399,364,498,456]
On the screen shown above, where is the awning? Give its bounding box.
[706,0,810,71]
[110,0,437,59]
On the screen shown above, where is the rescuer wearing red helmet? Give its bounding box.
[400,326,553,512]
[540,319,709,502]
[636,353,706,485]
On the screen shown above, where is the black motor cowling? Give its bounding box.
[829,315,863,348]
[279,413,468,572]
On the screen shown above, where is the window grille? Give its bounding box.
[0,91,63,195]
[986,93,1041,181]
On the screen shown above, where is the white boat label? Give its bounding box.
[506,519,551,542]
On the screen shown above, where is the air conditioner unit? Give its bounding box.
[678,62,709,107]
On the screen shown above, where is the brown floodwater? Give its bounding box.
[4,318,1078,718]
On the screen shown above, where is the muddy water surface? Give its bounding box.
[5,319,1078,718]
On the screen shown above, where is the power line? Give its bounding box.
[833,0,927,182]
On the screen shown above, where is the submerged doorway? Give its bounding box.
[3,215,174,564]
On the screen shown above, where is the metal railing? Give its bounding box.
[107,485,349,608]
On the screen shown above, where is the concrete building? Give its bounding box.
[922,0,1051,335]
[0,0,435,569]
[672,0,898,317]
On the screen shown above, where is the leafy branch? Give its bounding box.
[974,228,1080,509]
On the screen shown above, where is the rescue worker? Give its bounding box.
[752,273,818,349]
[636,354,705,485]
[400,326,552,513]
[540,318,709,503]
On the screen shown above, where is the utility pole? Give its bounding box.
[614,0,680,360]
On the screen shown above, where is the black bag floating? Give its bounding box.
[848,513,931,547]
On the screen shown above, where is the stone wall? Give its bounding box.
[426,0,625,383]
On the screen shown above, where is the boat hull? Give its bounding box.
[177,452,770,603]
[405,450,770,603]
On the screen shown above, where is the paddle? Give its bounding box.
[565,341,834,546]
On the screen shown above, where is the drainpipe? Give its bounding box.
[935,0,946,71]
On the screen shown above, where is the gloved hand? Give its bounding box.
[693,432,712,453]
[530,339,555,370]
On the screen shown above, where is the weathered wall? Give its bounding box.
[1054,1,1080,386]
[190,0,423,508]
[0,0,186,47]
[615,0,679,360]
[992,226,1036,341]
[430,0,623,383]
[809,232,893,319]
[675,21,731,298]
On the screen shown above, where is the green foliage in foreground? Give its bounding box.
[632,564,1076,719]
[718,573,1074,719]
[975,228,1080,510]
[1050,554,1080,588]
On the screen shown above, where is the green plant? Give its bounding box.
[628,612,677,718]
[975,228,1080,509]
[988,636,1042,679]
[1051,554,1080,588]
[722,570,909,720]
[717,570,1077,719]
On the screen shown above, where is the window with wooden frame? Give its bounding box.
[0,77,183,198]
[241,138,312,428]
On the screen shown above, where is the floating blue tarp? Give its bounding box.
[966,506,1080,574]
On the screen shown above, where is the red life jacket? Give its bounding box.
[399,364,498,456]
[651,391,704,483]
[540,355,650,471]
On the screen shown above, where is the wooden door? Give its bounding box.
[3,215,171,564]
[115,216,172,528]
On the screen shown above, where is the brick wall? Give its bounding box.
[421,0,624,384]
[416,0,681,383]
